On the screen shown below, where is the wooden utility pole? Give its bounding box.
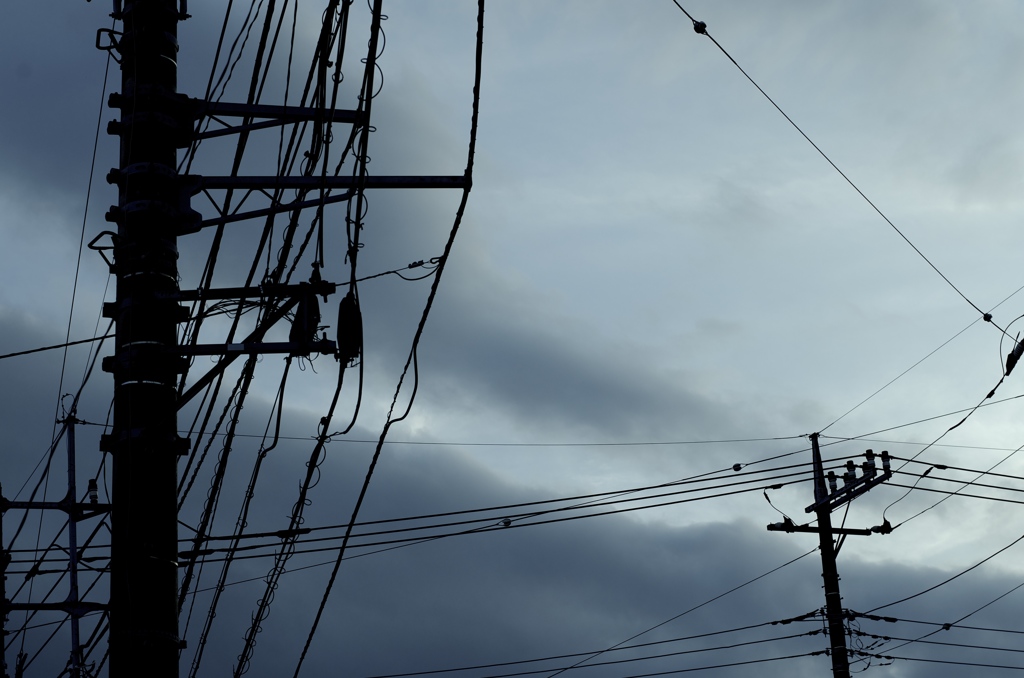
[810,432,852,678]
[102,2,185,677]
[767,433,891,678]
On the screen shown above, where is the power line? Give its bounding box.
[852,629,1024,657]
[865,529,1024,614]
[669,2,995,325]
[884,481,1024,508]
[292,4,482,672]
[579,651,824,677]
[78,417,808,448]
[360,616,820,678]
[368,631,821,678]
[14,458,843,565]
[819,316,980,433]
[851,650,1024,671]
[540,552,819,678]
[826,437,1024,454]
[192,456,827,544]
[0,334,115,363]
[853,612,1024,638]
[181,474,817,564]
[886,444,1024,528]
[849,575,1024,665]
[821,391,1024,443]
[892,456,1024,489]
[820,279,1024,434]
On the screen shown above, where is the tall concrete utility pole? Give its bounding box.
[102,2,186,677]
[93,2,466,674]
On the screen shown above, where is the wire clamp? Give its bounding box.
[95,28,123,64]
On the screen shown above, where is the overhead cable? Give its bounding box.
[670,1,996,326]
[360,615,821,678]
[292,4,484,674]
[864,530,1024,615]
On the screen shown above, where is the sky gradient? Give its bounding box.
[4,2,1024,677]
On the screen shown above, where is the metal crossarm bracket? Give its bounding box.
[767,518,872,536]
[179,339,337,357]
[189,101,366,141]
[174,280,337,302]
[805,471,892,514]
[189,174,468,193]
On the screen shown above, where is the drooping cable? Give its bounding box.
[195,456,827,545]
[184,463,823,562]
[884,441,1024,529]
[233,365,348,677]
[186,359,291,678]
[819,318,980,434]
[177,356,258,613]
[0,335,116,362]
[291,7,483,672]
[541,551,819,678]
[669,2,996,327]
[879,369,1013,521]
[865,530,1024,615]
[850,650,1024,672]
[371,630,822,678]
[820,278,1024,433]
[358,614,821,678]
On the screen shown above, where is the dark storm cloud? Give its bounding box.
[0,308,107,483]
[8,3,1024,678]
[181,439,1024,678]
[0,4,114,201]
[414,300,731,440]
[188,441,823,677]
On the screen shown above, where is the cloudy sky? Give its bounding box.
[5,1,1024,676]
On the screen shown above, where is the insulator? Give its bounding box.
[88,478,99,505]
[843,460,856,485]
[336,291,362,366]
[827,470,838,493]
[881,450,891,473]
[862,449,876,478]
[1006,339,1024,377]
[870,519,892,534]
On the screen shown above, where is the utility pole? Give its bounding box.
[0,417,109,676]
[811,432,852,678]
[91,2,465,674]
[63,416,86,678]
[767,433,891,678]
[101,2,186,677]
[1,492,7,678]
